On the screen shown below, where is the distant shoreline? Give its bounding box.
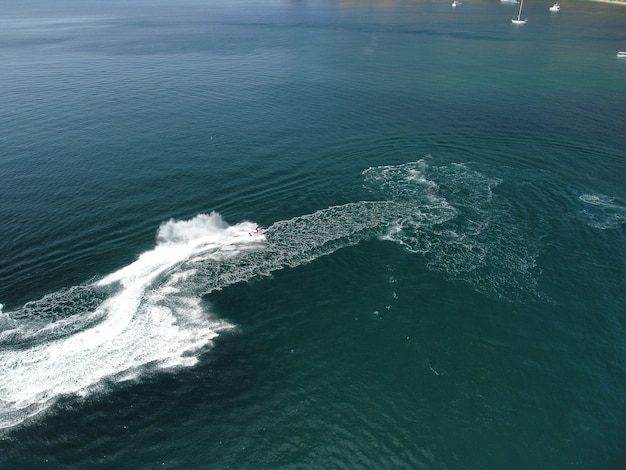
[589,0,626,4]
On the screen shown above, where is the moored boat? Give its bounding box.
[512,0,528,24]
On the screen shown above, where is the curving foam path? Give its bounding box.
[1,159,574,429]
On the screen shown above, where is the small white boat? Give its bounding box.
[511,17,527,24]
[452,0,462,6]
[512,0,528,24]
[618,51,626,59]
[549,2,560,12]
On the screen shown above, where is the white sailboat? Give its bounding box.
[512,0,528,24]
[549,2,560,12]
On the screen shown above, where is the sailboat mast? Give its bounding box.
[511,0,527,24]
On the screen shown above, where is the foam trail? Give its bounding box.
[0,160,551,430]
[0,212,259,430]
[578,194,626,229]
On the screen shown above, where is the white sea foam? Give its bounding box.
[364,161,544,302]
[0,161,550,430]
[579,193,626,229]
[0,212,261,430]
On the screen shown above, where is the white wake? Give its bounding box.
[0,212,262,429]
[1,160,558,430]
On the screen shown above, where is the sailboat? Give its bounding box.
[511,0,528,24]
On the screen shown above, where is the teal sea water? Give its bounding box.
[1,0,625,467]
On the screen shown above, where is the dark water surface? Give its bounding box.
[1,0,625,468]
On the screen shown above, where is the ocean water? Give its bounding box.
[1,0,625,468]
